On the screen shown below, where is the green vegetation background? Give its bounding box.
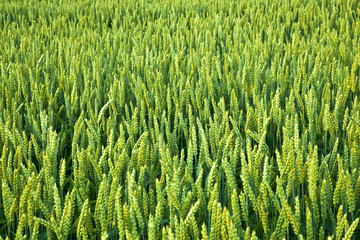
[0,0,360,239]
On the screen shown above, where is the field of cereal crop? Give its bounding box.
[1,0,360,239]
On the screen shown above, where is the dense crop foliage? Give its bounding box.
[1,0,360,239]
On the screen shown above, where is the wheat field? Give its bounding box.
[0,0,360,239]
